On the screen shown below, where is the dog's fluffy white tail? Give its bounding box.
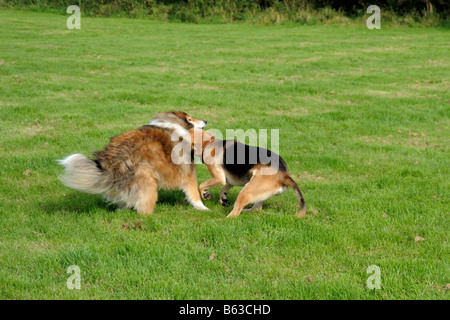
[58,154,111,195]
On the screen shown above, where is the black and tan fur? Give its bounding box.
[199,137,306,219]
[58,111,210,214]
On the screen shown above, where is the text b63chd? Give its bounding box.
[224,304,270,315]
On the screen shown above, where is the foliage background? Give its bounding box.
[1,0,449,25]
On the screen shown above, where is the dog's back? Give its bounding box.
[59,126,192,208]
[220,139,288,182]
[93,125,194,190]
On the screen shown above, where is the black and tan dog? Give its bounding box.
[58,111,211,215]
[199,137,306,219]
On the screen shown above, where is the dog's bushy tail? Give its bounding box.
[283,174,306,218]
[57,154,111,195]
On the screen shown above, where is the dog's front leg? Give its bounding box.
[199,165,226,200]
[199,177,225,200]
[182,175,209,211]
[219,183,233,207]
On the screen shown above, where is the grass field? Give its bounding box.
[0,9,448,299]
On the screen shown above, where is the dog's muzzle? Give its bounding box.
[195,120,207,129]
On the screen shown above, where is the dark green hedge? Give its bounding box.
[1,0,448,22]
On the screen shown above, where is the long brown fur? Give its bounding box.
[58,111,210,214]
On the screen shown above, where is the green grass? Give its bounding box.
[0,9,448,300]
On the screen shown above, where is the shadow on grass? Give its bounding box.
[40,192,115,215]
[41,189,191,215]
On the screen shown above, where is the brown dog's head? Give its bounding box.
[189,128,215,157]
[152,111,207,130]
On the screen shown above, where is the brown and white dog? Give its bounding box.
[58,111,211,214]
[198,135,306,219]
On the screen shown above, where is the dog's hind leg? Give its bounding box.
[227,175,282,219]
[243,201,263,212]
[133,170,158,215]
[135,186,158,215]
[219,183,233,207]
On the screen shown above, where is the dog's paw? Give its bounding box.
[220,198,231,207]
[192,201,209,211]
[202,191,212,200]
[226,212,239,219]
